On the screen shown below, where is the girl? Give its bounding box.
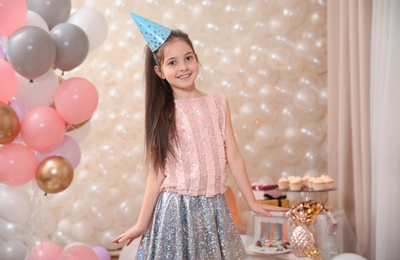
[113,15,288,259]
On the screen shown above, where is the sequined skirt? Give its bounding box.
[136,191,247,260]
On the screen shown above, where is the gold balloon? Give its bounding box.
[36,156,74,194]
[0,102,20,144]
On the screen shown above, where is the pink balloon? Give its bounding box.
[20,107,65,152]
[0,143,38,186]
[58,245,98,260]
[54,77,99,125]
[37,135,81,169]
[27,242,62,260]
[0,0,27,36]
[0,59,18,103]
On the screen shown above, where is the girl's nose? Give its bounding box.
[180,62,189,71]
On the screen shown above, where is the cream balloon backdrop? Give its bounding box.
[2,0,327,254]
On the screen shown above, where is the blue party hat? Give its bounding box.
[130,12,172,52]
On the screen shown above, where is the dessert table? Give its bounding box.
[245,208,358,260]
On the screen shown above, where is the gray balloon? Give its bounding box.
[7,26,56,80]
[27,0,72,29]
[50,23,89,71]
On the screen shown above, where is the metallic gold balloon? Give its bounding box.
[0,102,20,144]
[36,156,74,194]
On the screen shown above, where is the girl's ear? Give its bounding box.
[154,66,165,79]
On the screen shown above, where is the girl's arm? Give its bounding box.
[224,101,288,216]
[113,170,165,245]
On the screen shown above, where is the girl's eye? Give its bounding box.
[186,56,194,61]
[168,61,176,66]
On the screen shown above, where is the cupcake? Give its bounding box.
[312,178,326,191]
[302,175,310,188]
[307,177,315,189]
[289,176,302,191]
[323,176,334,189]
[278,177,289,190]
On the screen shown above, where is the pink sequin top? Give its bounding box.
[161,93,228,197]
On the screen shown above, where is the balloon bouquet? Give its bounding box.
[1,0,108,259]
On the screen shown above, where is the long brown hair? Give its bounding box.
[144,30,198,174]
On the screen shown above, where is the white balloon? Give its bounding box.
[239,102,261,122]
[293,87,317,110]
[302,147,323,169]
[0,240,27,260]
[258,83,276,102]
[284,126,299,143]
[298,122,325,145]
[71,219,94,241]
[14,69,59,111]
[254,125,276,146]
[240,141,263,164]
[68,7,108,51]
[277,104,300,127]
[84,181,110,206]
[100,228,124,250]
[0,187,33,224]
[281,143,302,164]
[41,188,74,209]
[267,15,290,35]
[309,10,326,26]
[51,230,73,248]
[259,157,281,176]
[112,198,137,226]
[0,219,29,241]
[314,37,327,53]
[304,169,319,177]
[70,199,89,219]
[267,46,292,71]
[25,11,49,31]
[260,102,277,123]
[88,205,113,230]
[57,218,72,233]
[281,1,307,25]
[29,208,56,237]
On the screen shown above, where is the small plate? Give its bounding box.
[248,244,291,255]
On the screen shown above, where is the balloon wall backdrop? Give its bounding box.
[0,0,327,258]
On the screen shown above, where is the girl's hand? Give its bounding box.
[112,224,146,246]
[249,201,290,217]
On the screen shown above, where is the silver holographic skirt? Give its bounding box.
[136,191,247,259]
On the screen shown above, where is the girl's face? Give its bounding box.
[155,39,199,93]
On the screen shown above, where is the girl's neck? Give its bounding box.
[173,88,206,100]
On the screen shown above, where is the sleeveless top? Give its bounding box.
[161,93,228,197]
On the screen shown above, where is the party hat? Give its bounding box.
[130,12,172,52]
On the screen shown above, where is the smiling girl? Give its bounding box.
[113,14,288,260]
